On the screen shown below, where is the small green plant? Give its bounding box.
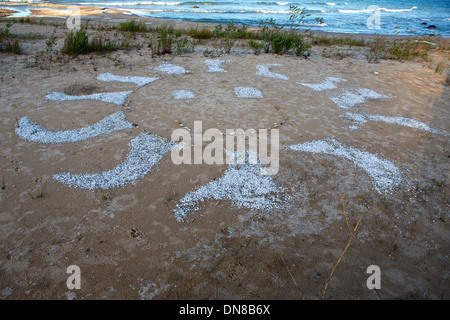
[151,27,174,55]
[90,35,117,53]
[366,36,388,63]
[248,39,263,55]
[271,32,293,55]
[257,15,311,56]
[45,35,57,52]
[387,39,413,60]
[218,36,235,54]
[1,39,21,54]
[366,35,435,63]
[213,21,252,39]
[0,23,21,54]
[188,27,213,40]
[323,47,354,60]
[174,36,195,55]
[203,47,222,58]
[62,27,89,55]
[435,61,445,74]
[117,20,147,32]
[312,35,366,47]
[211,22,242,54]
[259,18,284,53]
[121,33,132,51]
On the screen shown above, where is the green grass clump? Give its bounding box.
[150,25,195,56]
[0,39,21,54]
[248,39,264,55]
[0,23,21,54]
[117,20,147,32]
[312,35,366,47]
[62,27,89,55]
[251,18,310,56]
[213,22,256,40]
[366,36,435,62]
[188,27,213,40]
[89,36,117,53]
[62,27,119,55]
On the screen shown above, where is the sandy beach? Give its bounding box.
[0,5,449,300]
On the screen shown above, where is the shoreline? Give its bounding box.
[0,1,447,40]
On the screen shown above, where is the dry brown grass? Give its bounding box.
[322,194,364,299]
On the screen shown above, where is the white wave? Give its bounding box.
[339,6,418,14]
[382,6,417,13]
[123,8,166,16]
[79,1,182,6]
[256,9,291,14]
[2,0,41,2]
[304,22,328,27]
[339,9,375,13]
[326,3,336,6]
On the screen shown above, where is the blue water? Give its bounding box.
[4,0,450,36]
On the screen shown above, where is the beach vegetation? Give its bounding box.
[203,47,222,58]
[434,61,445,74]
[62,27,118,55]
[175,36,195,54]
[150,27,175,55]
[257,18,311,56]
[90,35,117,53]
[213,21,255,40]
[0,39,21,54]
[62,27,89,55]
[150,25,195,56]
[1,10,445,68]
[117,20,147,33]
[120,33,132,51]
[45,35,57,52]
[188,26,213,40]
[366,36,436,62]
[248,39,263,55]
[366,36,388,62]
[0,23,20,54]
[322,47,355,60]
[312,34,366,47]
